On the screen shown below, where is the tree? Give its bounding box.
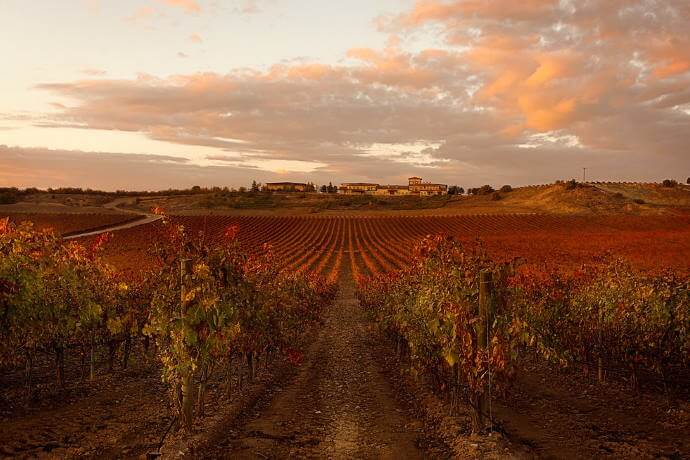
[448,185,463,195]
[500,185,513,193]
[327,182,337,193]
[469,185,494,195]
[320,185,328,193]
[305,182,316,192]
[662,179,677,188]
[238,186,247,193]
[686,177,690,185]
[251,180,260,193]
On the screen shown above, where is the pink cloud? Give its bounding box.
[155,0,201,14]
[23,0,690,187]
[81,68,107,76]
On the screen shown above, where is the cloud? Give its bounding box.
[17,0,690,188]
[189,33,203,44]
[0,145,329,191]
[238,1,261,14]
[81,68,107,76]
[155,0,201,14]
[127,6,156,23]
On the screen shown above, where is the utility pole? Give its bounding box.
[582,167,587,183]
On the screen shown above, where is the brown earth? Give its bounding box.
[1,206,689,458]
[199,261,449,459]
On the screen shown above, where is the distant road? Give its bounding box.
[63,196,162,240]
[63,214,162,240]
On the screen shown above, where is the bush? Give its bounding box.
[491,192,502,201]
[467,185,494,196]
[499,185,513,193]
[662,179,678,188]
[0,192,18,204]
[564,179,578,190]
[633,198,645,204]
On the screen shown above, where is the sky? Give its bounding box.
[1,0,689,191]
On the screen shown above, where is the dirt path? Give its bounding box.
[204,262,447,459]
[62,214,162,240]
[61,196,162,240]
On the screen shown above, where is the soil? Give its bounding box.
[0,214,689,458]
[199,261,449,459]
[496,359,690,459]
[0,356,171,459]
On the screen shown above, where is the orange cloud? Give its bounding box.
[155,0,200,14]
[24,0,690,188]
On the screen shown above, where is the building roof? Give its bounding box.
[340,182,379,186]
[378,185,409,189]
[408,176,422,180]
[410,183,447,188]
[266,182,307,186]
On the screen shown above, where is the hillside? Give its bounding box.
[2,182,689,216]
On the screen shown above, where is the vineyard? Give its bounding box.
[94,213,690,276]
[1,212,144,237]
[1,212,689,457]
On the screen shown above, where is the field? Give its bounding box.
[1,207,689,458]
[97,213,690,276]
[2,212,144,237]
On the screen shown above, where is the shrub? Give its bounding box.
[662,179,677,188]
[0,192,17,204]
[491,192,502,201]
[499,185,513,193]
[476,185,494,195]
[564,179,578,190]
[633,198,645,204]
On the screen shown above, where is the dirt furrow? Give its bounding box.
[204,259,447,459]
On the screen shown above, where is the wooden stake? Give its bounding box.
[180,258,195,432]
[478,270,495,432]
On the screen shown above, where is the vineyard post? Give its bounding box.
[597,302,604,383]
[478,270,495,431]
[180,258,195,431]
[90,333,96,381]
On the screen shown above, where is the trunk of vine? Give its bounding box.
[450,363,459,415]
[122,334,131,369]
[143,335,150,354]
[631,361,640,393]
[470,394,482,434]
[79,346,86,381]
[597,303,604,383]
[90,335,96,381]
[225,355,234,398]
[25,353,33,390]
[108,340,118,372]
[247,352,255,382]
[197,365,208,417]
[55,346,65,387]
[180,372,195,432]
[477,270,494,432]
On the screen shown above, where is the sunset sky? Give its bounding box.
[2,0,689,190]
